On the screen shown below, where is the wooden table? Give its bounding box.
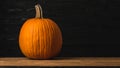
[0,57,120,66]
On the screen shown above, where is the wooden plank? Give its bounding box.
[0,57,120,66]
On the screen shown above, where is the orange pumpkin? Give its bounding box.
[19,4,62,59]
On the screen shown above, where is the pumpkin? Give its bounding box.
[19,4,62,59]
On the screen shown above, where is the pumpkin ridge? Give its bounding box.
[19,20,30,57]
[46,20,56,56]
[41,19,45,58]
[47,19,62,57]
[28,20,33,57]
[37,19,40,58]
[27,21,32,57]
[43,19,52,58]
[43,20,49,58]
[34,19,39,58]
[32,20,35,57]
[38,19,42,58]
[47,20,54,57]
[46,19,57,57]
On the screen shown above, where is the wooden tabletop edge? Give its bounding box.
[0,57,120,66]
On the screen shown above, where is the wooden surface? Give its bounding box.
[0,57,120,66]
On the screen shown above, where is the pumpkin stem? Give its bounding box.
[35,4,43,18]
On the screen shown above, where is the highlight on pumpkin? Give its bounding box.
[19,4,62,59]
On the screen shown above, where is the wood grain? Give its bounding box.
[0,57,120,66]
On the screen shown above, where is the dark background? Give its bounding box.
[0,0,120,57]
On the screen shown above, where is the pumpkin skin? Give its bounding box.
[19,18,62,59]
[19,4,62,59]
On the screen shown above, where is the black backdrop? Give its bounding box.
[0,0,120,57]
